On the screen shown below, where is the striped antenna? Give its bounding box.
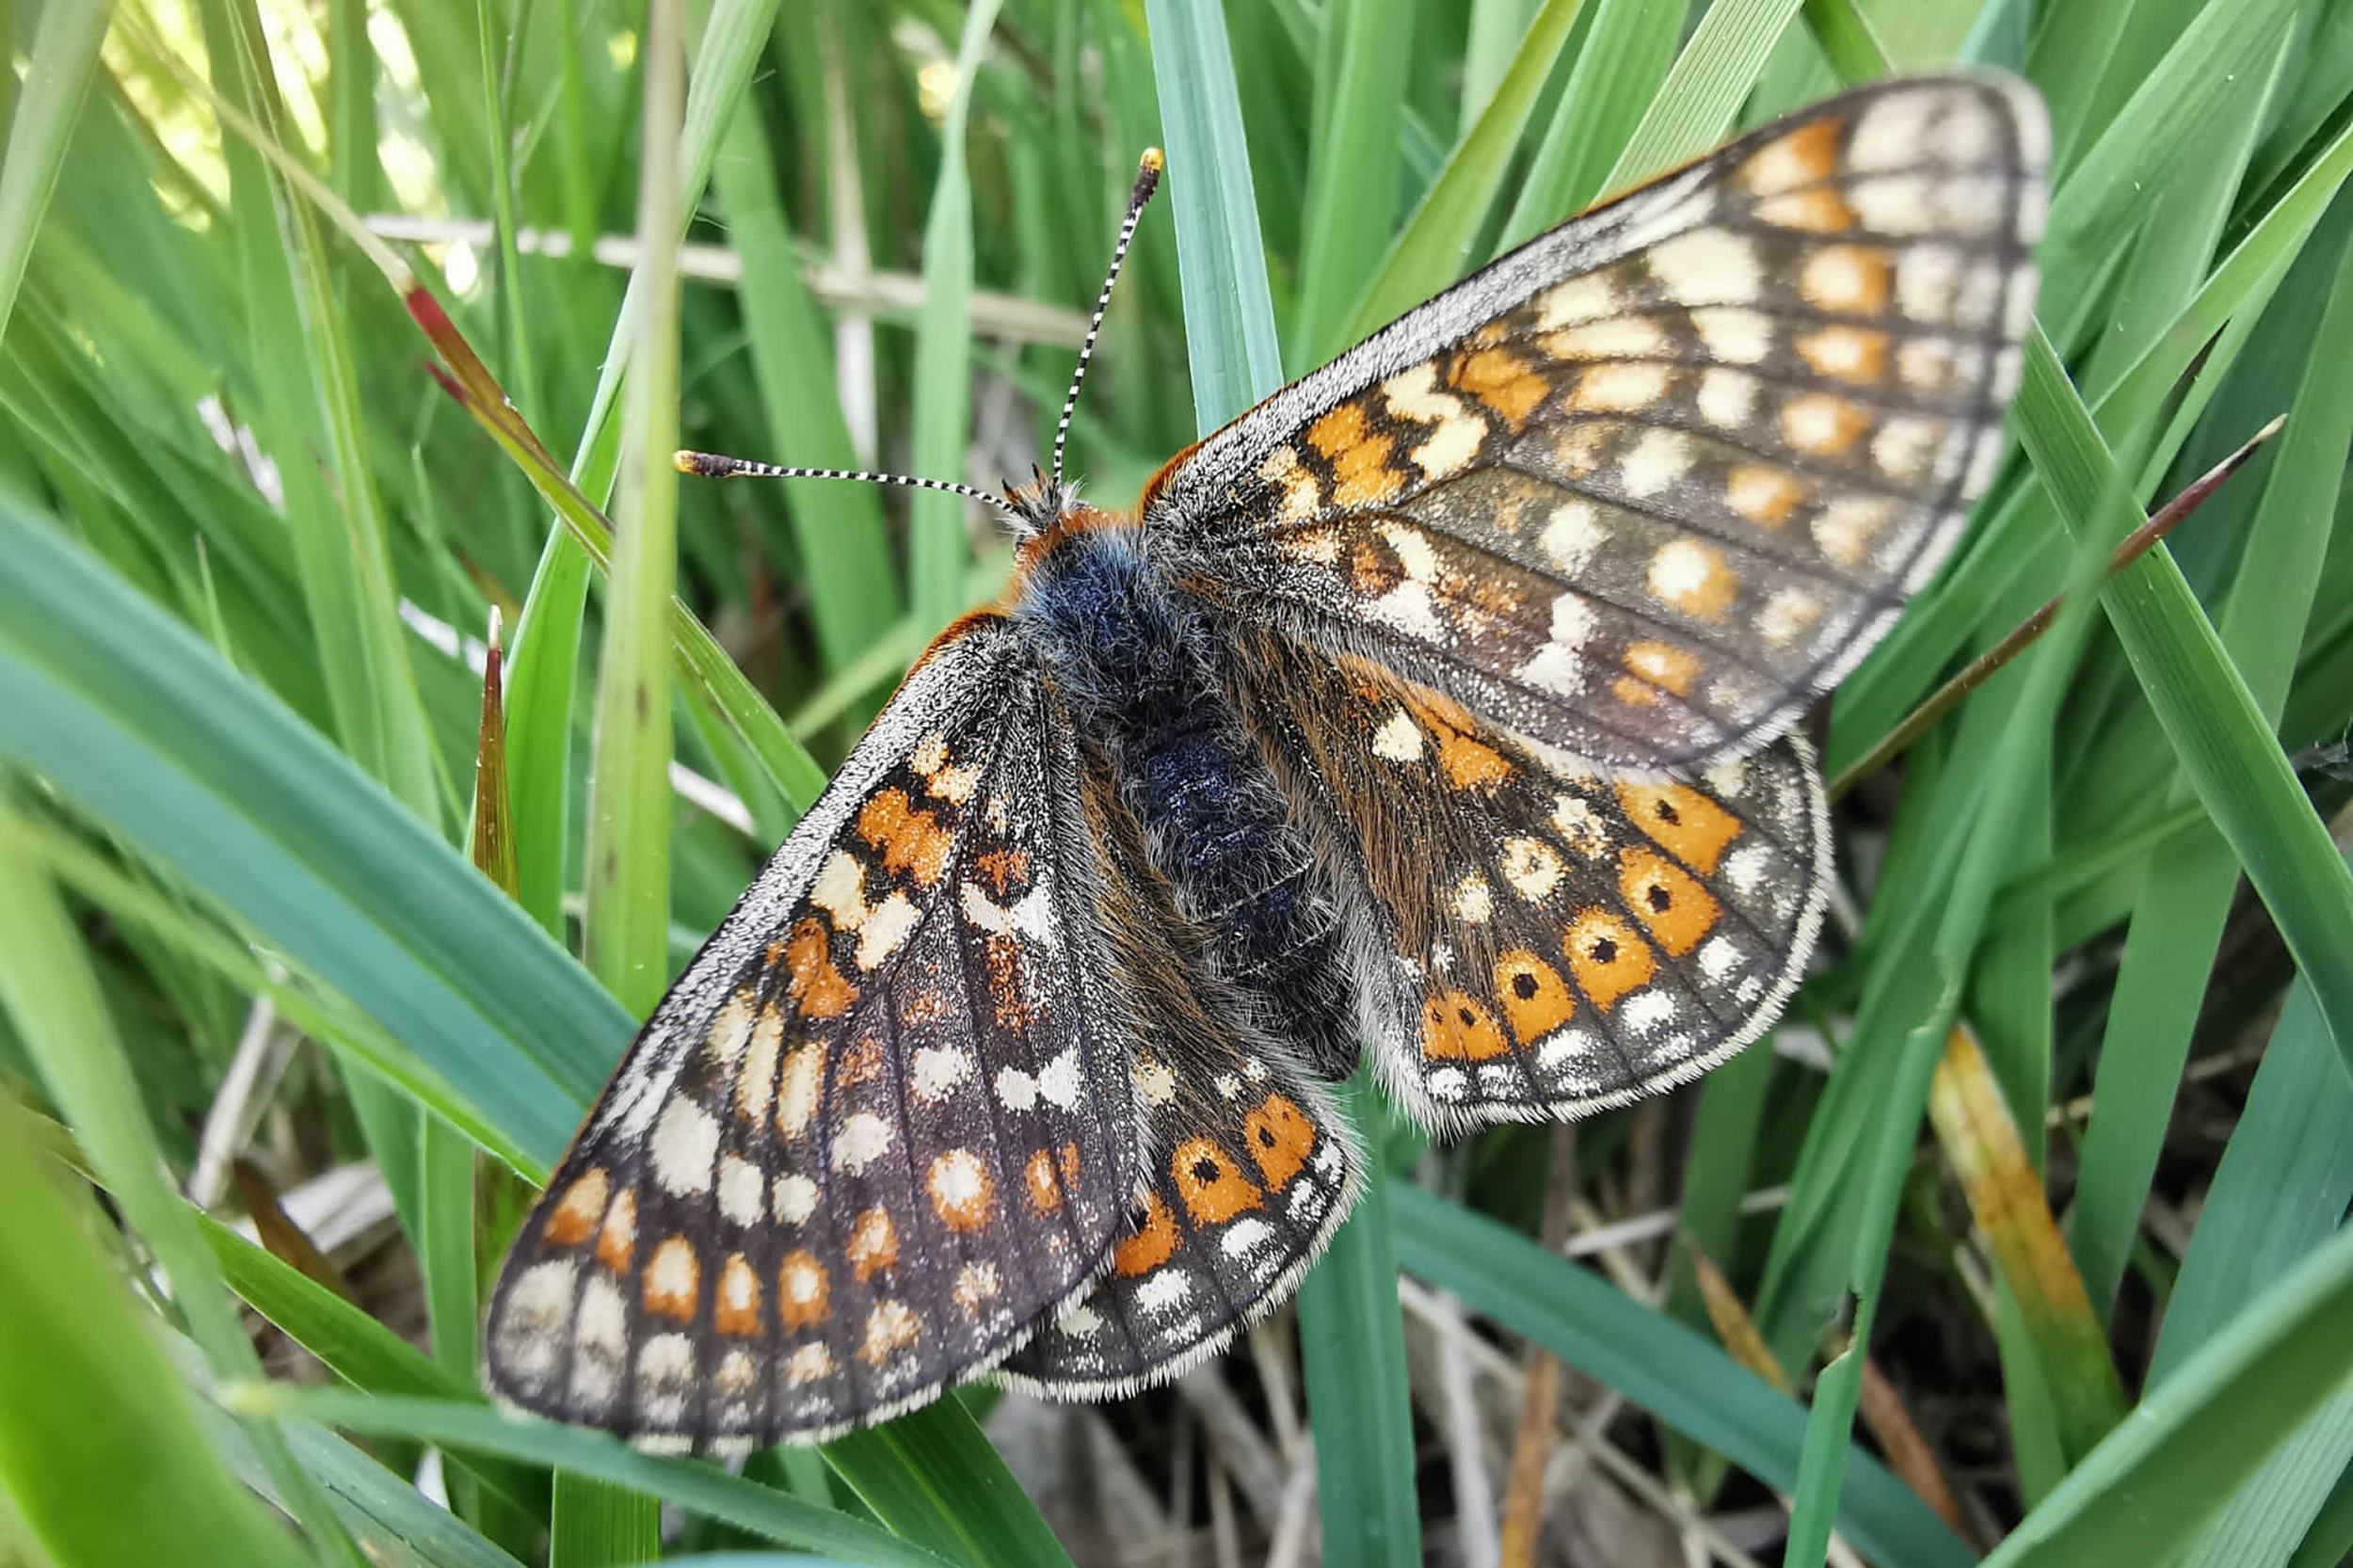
[672,452,1023,527]
[1051,148,1164,488]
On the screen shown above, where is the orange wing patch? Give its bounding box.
[1423,991,1511,1061]
[1563,909,1658,1011]
[1306,402,1407,509]
[1616,781,1745,873]
[780,920,856,1018]
[777,1250,830,1329]
[544,1167,609,1246]
[1171,1139,1265,1224]
[1242,1093,1317,1190]
[1494,950,1577,1045]
[1112,1193,1180,1277]
[856,788,953,884]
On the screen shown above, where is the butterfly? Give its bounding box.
[486,74,2047,1449]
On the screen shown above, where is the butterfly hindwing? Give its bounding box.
[486,620,1147,1447]
[1223,625,1828,1127]
[1000,749,1361,1396]
[1146,76,2047,774]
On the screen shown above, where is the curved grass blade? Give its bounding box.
[233,1389,951,1568]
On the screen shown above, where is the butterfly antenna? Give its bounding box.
[1050,148,1164,488]
[672,452,1024,528]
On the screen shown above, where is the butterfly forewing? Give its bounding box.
[486,622,1146,1447]
[1225,626,1828,1126]
[1149,76,2048,775]
[1000,751,1361,1395]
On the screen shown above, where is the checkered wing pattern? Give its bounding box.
[1000,752,1361,1395]
[1148,77,2047,774]
[485,621,1146,1448]
[1225,627,1827,1125]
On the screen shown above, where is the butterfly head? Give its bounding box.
[996,465,1083,541]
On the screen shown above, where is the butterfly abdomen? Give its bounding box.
[1019,528,1359,1076]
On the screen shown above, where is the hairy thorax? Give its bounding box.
[1013,520,1358,1079]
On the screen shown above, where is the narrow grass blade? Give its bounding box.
[0,791,360,1564]
[2072,213,2353,1316]
[560,15,690,1559]
[907,1,1000,636]
[1295,1081,1422,1568]
[0,1110,311,1568]
[582,0,686,1019]
[1497,0,1684,247]
[706,104,897,670]
[1145,0,1287,413]
[1927,1026,2123,1460]
[2158,967,2353,1568]
[472,614,520,899]
[1289,0,1414,364]
[825,1403,1080,1568]
[501,0,784,930]
[1602,0,1806,192]
[0,494,624,1162]
[2013,328,2353,1080]
[1337,0,1583,342]
[0,0,105,344]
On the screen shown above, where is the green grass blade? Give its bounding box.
[1977,1220,2353,1568]
[1602,0,1805,190]
[1497,0,1685,247]
[1294,1081,1422,1568]
[0,792,361,1564]
[0,493,623,1163]
[1391,1185,1975,1568]
[2013,328,2353,1080]
[562,17,688,1557]
[1337,0,1583,342]
[1289,0,1413,365]
[2157,967,2353,1568]
[1145,0,1287,413]
[0,0,104,345]
[2070,216,2353,1316]
[706,104,899,670]
[239,1389,952,1568]
[582,1,686,1019]
[503,0,786,931]
[908,0,1000,635]
[824,1404,1079,1568]
[0,1110,311,1568]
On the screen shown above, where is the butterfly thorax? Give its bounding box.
[1013,520,1361,1080]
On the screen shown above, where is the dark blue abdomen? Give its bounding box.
[1016,528,1356,1077]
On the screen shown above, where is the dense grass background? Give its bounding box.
[4,0,2353,1564]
